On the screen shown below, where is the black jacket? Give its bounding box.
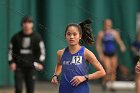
[8,31,45,68]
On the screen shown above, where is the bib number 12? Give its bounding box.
[72,56,82,64]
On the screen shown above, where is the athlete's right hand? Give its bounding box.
[10,63,16,71]
[51,76,58,85]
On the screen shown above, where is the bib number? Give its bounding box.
[72,56,82,64]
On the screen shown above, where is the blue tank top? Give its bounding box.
[132,40,140,51]
[102,32,116,54]
[60,46,89,85]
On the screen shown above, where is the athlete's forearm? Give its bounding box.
[54,63,62,76]
[119,40,125,48]
[88,70,106,80]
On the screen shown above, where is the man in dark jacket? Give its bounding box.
[8,16,45,93]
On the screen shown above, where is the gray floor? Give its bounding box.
[0,81,135,93]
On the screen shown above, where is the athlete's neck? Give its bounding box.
[68,44,81,54]
[104,28,112,33]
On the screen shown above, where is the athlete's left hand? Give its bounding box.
[70,76,86,86]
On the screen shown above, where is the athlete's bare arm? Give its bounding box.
[51,49,64,85]
[96,31,104,60]
[85,48,106,80]
[113,30,126,52]
[54,49,64,75]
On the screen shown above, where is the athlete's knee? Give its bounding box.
[105,68,112,75]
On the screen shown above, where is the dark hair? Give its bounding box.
[65,19,94,45]
[21,16,33,26]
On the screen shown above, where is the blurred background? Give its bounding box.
[0,0,140,93]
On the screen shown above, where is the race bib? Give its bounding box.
[72,56,82,64]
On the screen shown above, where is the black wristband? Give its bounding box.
[84,75,89,81]
[53,74,58,79]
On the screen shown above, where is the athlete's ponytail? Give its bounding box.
[79,19,94,45]
[65,19,94,45]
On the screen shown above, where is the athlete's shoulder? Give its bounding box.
[112,29,119,36]
[84,47,94,55]
[111,29,117,33]
[98,30,104,37]
[84,47,95,60]
[84,47,92,53]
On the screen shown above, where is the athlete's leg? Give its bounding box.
[102,56,112,85]
[136,74,140,93]
[110,55,118,81]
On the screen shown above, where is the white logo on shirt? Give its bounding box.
[22,37,31,48]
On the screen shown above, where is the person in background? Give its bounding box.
[51,19,106,93]
[96,19,126,90]
[8,16,45,93]
[132,30,140,93]
[132,31,140,70]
